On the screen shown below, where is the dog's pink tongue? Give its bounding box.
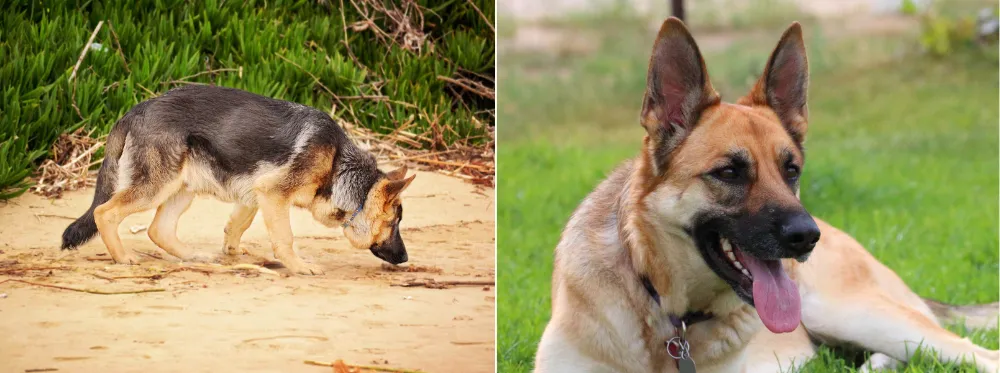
[741,255,801,333]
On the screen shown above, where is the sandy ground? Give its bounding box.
[0,170,495,373]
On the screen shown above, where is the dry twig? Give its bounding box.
[0,279,164,295]
[69,21,104,82]
[106,21,130,74]
[160,68,242,86]
[391,278,494,289]
[437,75,494,100]
[0,266,68,274]
[31,129,104,198]
[304,359,426,373]
[465,0,494,34]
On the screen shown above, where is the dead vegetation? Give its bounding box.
[30,128,104,199]
[27,0,494,199]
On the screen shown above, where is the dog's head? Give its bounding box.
[344,165,415,265]
[636,18,818,333]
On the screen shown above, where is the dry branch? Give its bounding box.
[437,75,494,100]
[31,129,104,198]
[0,266,68,274]
[391,278,494,289]
[91,263,280,281]
[465,0,494,34]
[69,21,104,82]
[0,279,164,295]
[160,68,242,86]
[106,21,130,74]
[304,359,426,373]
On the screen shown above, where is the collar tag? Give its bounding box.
[666,321,696,372]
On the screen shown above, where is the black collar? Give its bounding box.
[640,275,714,328]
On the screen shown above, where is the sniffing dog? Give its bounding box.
[534,18,999,373]
[61,85,415,275]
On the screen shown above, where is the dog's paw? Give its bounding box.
[223,244,248,256]
[113,254,142,265]
[287,262,325,276]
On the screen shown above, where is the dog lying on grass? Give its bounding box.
[62,85,415,275]
[534,18,998,373]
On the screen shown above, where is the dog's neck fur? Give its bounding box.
[331,145,381,212]
[309,144,381,224]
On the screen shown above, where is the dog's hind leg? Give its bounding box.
[744,325,816,373]
[800,291,998,372]
[223,204,258,255]
[148,190,213,262]
[94,180,183,265]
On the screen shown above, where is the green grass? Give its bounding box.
[0,0,494,198]
[497,22,999,373]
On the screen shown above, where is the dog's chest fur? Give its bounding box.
[551,162,764,372]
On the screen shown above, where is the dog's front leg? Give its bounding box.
[223,204,258,255]
[800,291,998,372]
[256,192,325,276]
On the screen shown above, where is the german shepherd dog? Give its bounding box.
[61,85,415,275]
[534,18,999,373]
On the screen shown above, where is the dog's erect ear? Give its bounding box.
[385,165,408,180]
[383,174,416,201]
[741,22,809,143]
[641,17,720,174]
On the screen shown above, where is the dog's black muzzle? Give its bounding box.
[728,203,821,261]
[370,228,408,264]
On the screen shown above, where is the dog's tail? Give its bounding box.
[60,115,134,250]
[923,297,999,330]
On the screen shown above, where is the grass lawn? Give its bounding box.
[496,18,999,373]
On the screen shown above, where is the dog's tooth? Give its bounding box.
[722,240,732,252]
[726,252,736,261]
[741,268,751,277]
[734,261,743,270]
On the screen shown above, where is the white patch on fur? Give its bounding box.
[115,136,135,192]
[181,160,278,206]
[291,120,316,156]
[645,183,710,230]
[535,325,621,373]
[228,162,277,205]
[180,160,226,197]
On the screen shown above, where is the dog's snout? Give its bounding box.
[779,212,820,255]
[372,249,407,265]
[369,230,408,265]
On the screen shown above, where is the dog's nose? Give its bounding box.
[394,252,408,264]
[779,212,820,255]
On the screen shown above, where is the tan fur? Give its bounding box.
[344,175,414,249]
[535,18,998,373]
[93,143,414,275]
[223,204,258,255]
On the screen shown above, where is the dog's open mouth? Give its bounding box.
[701,232,801,334]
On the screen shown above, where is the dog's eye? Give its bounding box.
[785,165,801,181]
[713,167,742,182]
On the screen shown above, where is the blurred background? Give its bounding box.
[496,0,999,371]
